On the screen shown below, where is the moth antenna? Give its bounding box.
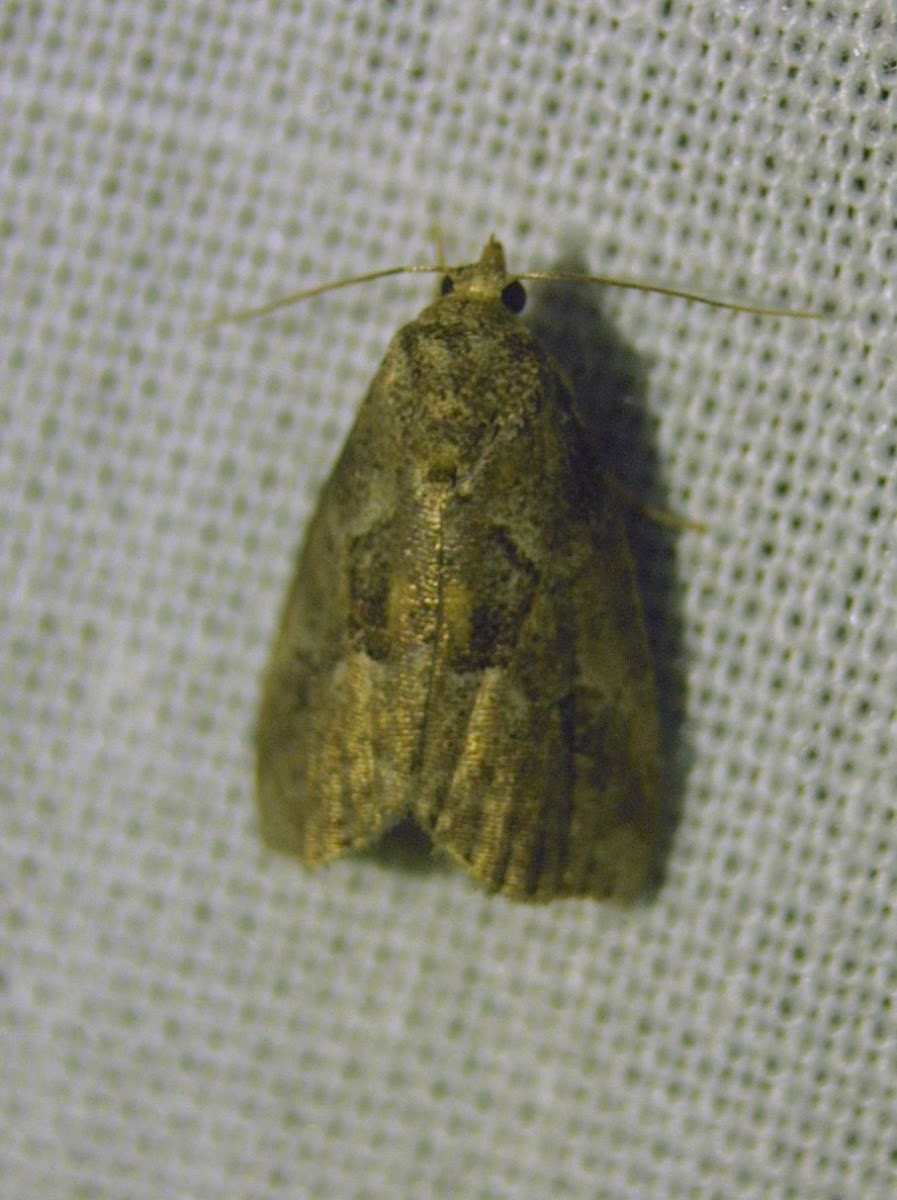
[195,255,829,331]
[194,263,443,330]
[519,270,826,319]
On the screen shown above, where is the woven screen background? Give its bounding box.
[3,4,895,1197]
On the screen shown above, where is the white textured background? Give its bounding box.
[3,4,896,1198]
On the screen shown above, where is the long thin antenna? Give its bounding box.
[196,260,826,330]
[195,264,438,329]
[517,270,825,319]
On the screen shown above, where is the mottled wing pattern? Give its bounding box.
[255,380,426,863]
[256,239,662,900]
[410,392,662,901]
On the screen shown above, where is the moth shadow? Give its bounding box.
[527,258,693,897]
[362,816,454,878]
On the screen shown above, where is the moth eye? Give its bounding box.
[440,276,454,296]
[501,280,526,314]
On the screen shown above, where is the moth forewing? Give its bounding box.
[255,371,413,863]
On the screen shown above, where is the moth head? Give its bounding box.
[438,235,527,314]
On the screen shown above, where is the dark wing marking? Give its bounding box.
[255,385,427,864]
[412,485,662,901]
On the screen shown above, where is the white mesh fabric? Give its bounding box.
[2,3,895,1198]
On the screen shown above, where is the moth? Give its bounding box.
[243,237,817,902]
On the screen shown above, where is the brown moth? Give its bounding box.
[254,236,665,901]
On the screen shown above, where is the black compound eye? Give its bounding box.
[501,279,526,313]
[440,275,454,296]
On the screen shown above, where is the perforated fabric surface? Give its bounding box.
[3,4,896,1198]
